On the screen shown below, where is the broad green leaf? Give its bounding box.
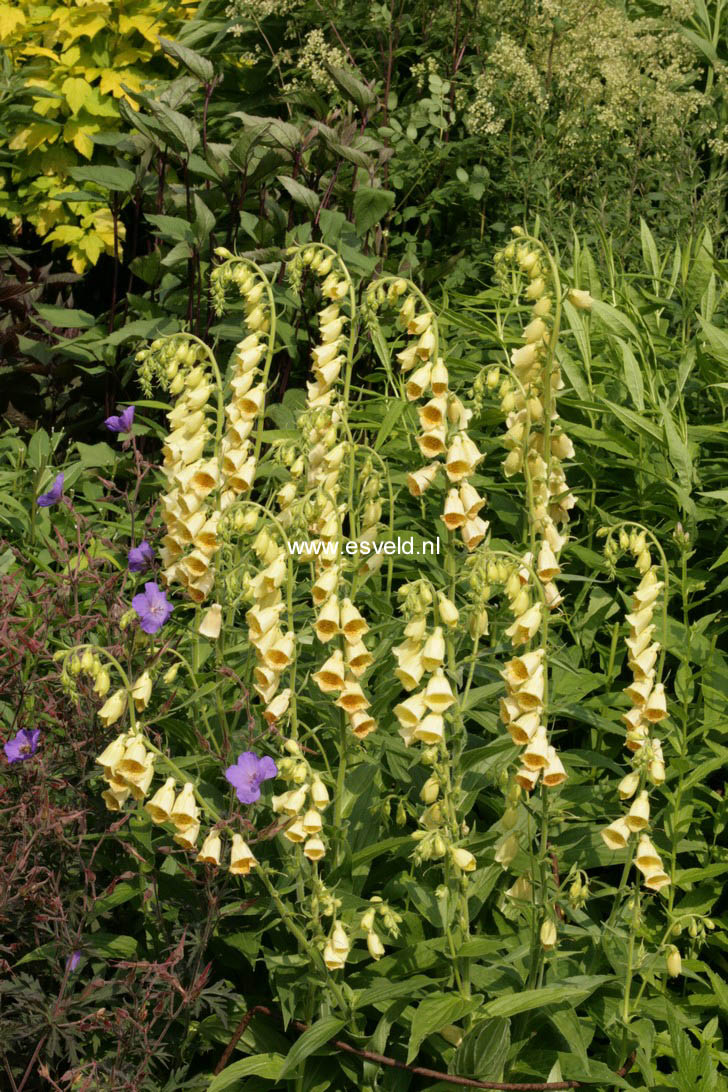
[88,932,138,958]
[76,441,117,468]
[27,428,50,469]
[158,36,215,83]
[70,165,136,192]
[277,175,320,215]
[231,112,302,153]
[481,977,611,1018]
[207,1053,286,1089]
[353,187,395,236]
[277,1016,344,1079]
[34,304,97,328]
[407,994,481,1063]
[453,1017,510,1080]
[325,64,376,112]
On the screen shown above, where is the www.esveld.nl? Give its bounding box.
[287,537,441,558]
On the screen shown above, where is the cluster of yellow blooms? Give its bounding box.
[95,731,257,870]
[283,248,378,741]
[273,739,330,862]
[244,529,293,724]
[499,646,566,790]
[390,581,476,872]
[601,530,670,892]
[384,284,488,553]
[154,340,222,604]
[489,232,584,790]
[392,582,457,748]
[312,595,376,739]
[220,266,270,502]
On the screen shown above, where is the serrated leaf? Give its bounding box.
[353,187,395,236]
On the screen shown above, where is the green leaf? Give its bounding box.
[15,941,59,966]
[277,175,320,215]
[207,1053,286,1089]
[324,64,376,112]
[453,1017,510,1080]
[231,112,302,153]
[88,932,138,959]
[617,337,645,411]
[147,101,200,156]
[590,298,639,340]
[193,193,216,241]
[640,217,661,292]
[75,441,117,468]
[34,304,97,328]
[407,994,481,1063]
[374,399,406,451]
[480,977,611,1018]
[69,165,136,192]
[89,881,139,918]
[277,1016,344,1079]
[158,36,215,83]
[27,428,50,469]
[353,187,395,236]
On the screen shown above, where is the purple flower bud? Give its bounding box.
[128,540,155,573]
[36,473,64,508]
[66,950,81,973]
[104,406,135,434]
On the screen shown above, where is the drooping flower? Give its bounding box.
[128,541,155,573]
[37,473,64,508]
[4,728,40,763]
[66,950,81,973]
[225,751,277,804]
[104,406,135,434]
[132,581,173,634]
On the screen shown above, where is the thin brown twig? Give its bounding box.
[214,1004,636,1089]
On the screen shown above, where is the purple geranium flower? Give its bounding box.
[104,406,135,434]
[225,751,277,804]
[4,728,41,764]
[128,540,155,573]
[66,950,81,973]
[37,473,64,508]
[132,581,173,635]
